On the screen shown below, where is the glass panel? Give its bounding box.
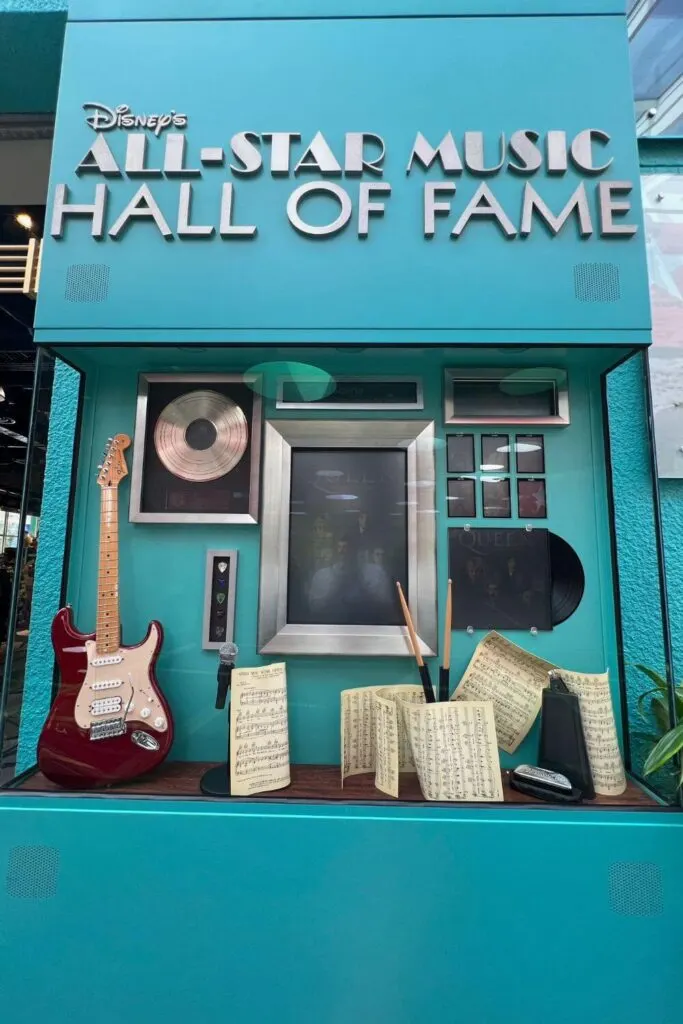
[1,344,669,811]
[0,351,55,786]
[481,434,509,472]
[515,434,545,474]
[450,378,556,419]
[446,434,475,474]
[287,448,407,627]
[447,477,476,518]
[517,479,547,519]
[482,477,511,518]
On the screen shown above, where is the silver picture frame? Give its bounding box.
[129,373,262,524]
[202,549,238,650]
[258,419,437,657]
[444,367,570,426]
[276,376,424,411]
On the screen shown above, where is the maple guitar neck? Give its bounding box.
[96,482,121,655]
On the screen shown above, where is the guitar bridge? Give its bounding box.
[90,718,126,741]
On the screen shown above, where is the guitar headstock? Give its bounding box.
[97,433,131,489]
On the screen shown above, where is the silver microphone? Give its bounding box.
[219,641,238,665]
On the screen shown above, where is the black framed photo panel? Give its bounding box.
[287,448,408,627]
[518,478,547,519]
[448,527,552,631]
[447,434,475,474]
[481,434,509,472]
[447,478,476,518]
[482,478,511,518]
[515,435,545,474]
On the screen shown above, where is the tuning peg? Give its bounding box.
[97,464,103,470]
[107,436,112,442]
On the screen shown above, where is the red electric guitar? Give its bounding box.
[38,433,174,788]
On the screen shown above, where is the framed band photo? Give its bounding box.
[202,550,238,650]
[129,373,262,524]
[257,419,438,657]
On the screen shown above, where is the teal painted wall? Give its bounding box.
[0,2,65,114]
[34,9,649,343]
[16,359,79,771]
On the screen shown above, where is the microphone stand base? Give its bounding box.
[199,763,231,797]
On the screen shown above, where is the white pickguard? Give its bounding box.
[74,623,168,733]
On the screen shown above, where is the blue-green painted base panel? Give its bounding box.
[0,796,681,1024]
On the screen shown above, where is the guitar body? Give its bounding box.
[37,606,174,789]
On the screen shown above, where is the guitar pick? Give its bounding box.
[216,592,226,605]
[217,561,228,574]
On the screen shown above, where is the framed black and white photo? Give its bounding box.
[258,420,437,656]
[129,373,262,523]
[202,550,238,649]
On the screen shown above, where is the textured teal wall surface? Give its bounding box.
[16,359,79,771]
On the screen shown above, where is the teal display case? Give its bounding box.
[1,3,682,1023]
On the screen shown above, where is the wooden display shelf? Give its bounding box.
[18,762,656,808]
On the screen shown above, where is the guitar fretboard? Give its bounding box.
[96,485,120,655]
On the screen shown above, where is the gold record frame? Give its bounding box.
[129,373,262,524]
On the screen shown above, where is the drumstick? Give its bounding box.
[396,581,435,703]
[439,578,452,702]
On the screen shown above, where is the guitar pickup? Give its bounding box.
[90,718,126,741]
[90,697,123,716]
[91,679,123,691]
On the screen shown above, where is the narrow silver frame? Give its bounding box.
[258,419,437,657]
[202,549,238,650]
[275,376,424,411]
[129,373,262,524]
[444,368,570,426]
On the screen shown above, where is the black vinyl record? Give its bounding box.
[549,533,585,625]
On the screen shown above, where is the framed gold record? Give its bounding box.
[129,374,262,523]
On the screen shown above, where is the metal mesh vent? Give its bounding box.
[573,262,620,303]
[65,263,110,303]
[6,845,59,900]
[608,862,663,917]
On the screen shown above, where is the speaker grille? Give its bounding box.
[573,262,620,303]
[608,861,663,917]
[6,845,60,901]
[65,263,110,303]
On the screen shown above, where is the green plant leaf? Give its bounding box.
[651,694,672,735]
[634,665,668,691]
[637,687,664,723]
[644,722,683,776]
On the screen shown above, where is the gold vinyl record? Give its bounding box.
[153,390,248,483]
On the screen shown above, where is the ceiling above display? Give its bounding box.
[631,0,683,137]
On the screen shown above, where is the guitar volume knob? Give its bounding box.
[154,717,165,729]
[141,707,151,719]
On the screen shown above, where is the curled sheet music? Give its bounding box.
[230,663,290,796]
[453,632,554,754]
[560,670,626,796]
[402,700,503,802]
[340,685,424,795]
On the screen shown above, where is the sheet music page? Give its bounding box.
[401,700,503,802]
[230,663,290,796]
[375,694,400,798]
[341,685,424,787]
[453,632,555,753]
[561,670,627,796]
